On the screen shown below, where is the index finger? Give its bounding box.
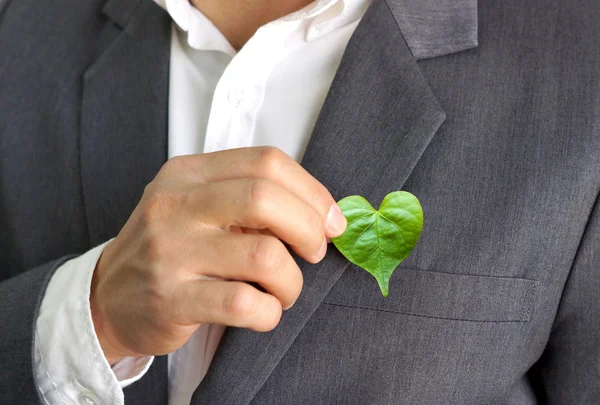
[184,146,347,238]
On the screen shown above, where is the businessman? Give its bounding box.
[1,0,599,404]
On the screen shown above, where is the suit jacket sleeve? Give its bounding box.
[0,256,74,405]
[540,192,600,401]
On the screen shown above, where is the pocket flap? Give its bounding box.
[323,266,538,322]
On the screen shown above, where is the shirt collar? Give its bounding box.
[154,0,359,54]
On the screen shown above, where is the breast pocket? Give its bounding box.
[323,265,538,323]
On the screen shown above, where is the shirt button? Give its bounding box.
[227,90,244,108]
[79,394,97,405]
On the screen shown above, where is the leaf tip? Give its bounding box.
[378,280,389,297]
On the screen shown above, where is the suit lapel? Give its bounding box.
[80,0,171,245]
[191,1,453,404]
[386,0,478,60]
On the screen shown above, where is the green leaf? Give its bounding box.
[331,191,423,297]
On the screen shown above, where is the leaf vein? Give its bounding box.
[377,212,402,231]
[379,210,420,229]
[353,220,375,244]
[376,215,384,286]
[378,245,400,261]
[346,211,375,228]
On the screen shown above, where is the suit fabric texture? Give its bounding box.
[0,0,599,404]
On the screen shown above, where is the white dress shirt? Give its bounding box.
[34,1,372,404]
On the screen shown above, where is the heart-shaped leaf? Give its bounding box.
[332,191,423,297]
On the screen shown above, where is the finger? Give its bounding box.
[186,147,347,237]
[174,280,283,332]
[197,178,327,263]
[193,231,303,310]
[240,228,276,239]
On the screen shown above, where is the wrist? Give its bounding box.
[90,248,129,366]
[89,304,124,365]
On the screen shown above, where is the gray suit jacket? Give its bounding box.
[1,0,599,403]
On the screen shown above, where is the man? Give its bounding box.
[0,0,599,403]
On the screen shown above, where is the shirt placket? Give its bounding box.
[203,21,303,154]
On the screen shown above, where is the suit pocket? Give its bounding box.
[323,266,538,322]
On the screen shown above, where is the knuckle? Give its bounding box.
[141,193,166,223]
[142,231,167,264]
[146,288,167,318]
[141,190,188,225]
[247,178,271,210]
[142,181,157,199]
[250,237,283,276]
[225,285,257,319]
[144,274,172,320]
[256,146,285,175]
[138,211,174,265]
[162,155,186,174]
[160,155,206,183]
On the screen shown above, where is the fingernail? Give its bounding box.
[317,237,327,260]
[284,299,297,311]
[326,203,347,237]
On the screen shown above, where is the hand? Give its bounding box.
[90,147,347,364]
